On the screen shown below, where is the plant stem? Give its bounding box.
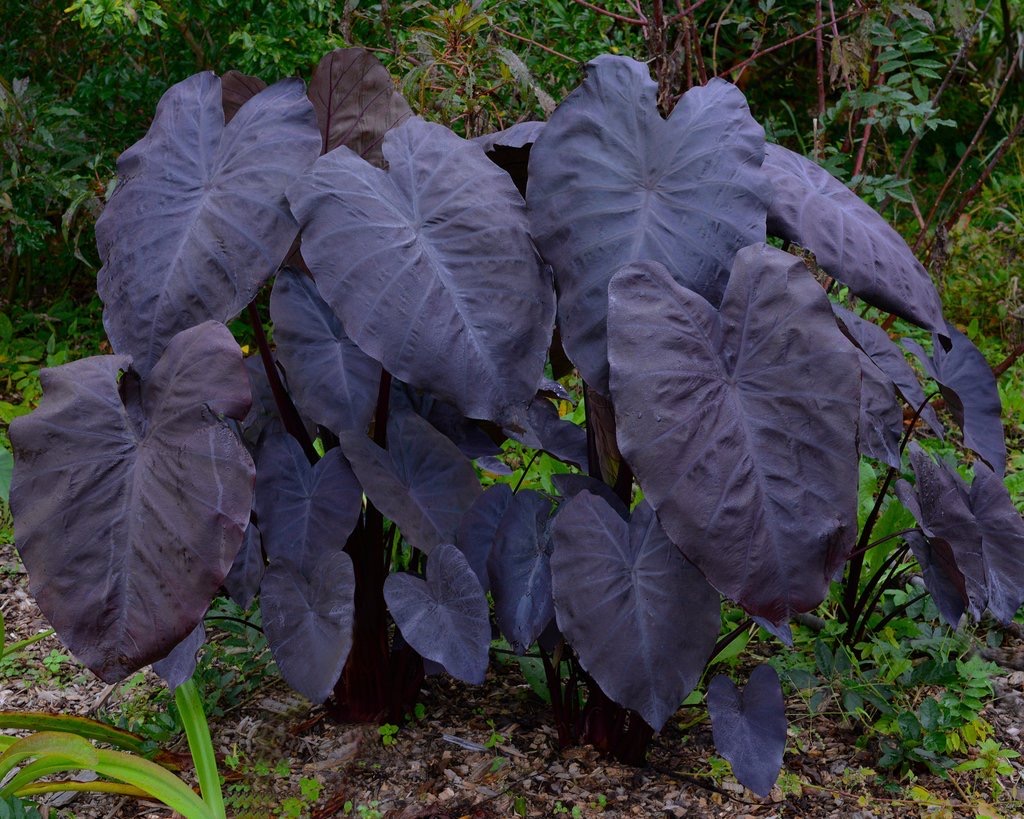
[174,679,225,819]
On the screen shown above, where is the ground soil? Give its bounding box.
[1,539,1021,819]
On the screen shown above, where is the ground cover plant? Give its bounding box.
[6,36,1024,809]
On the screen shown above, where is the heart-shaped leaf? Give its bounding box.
[527,55,770,392]
[456,484,514,592]
[9,321,254,682]
[903,531,968,628]
[764,144,945,337]
[96,74,321,375]
[270,268,381,435]
[384,543,489,684]
[224,518,264,610]
[488,490,555,654]
[289,117,554,427]
[308,48,412,163]
[609,247,860,623]
[903,323,1005,475]
[255,428,362,576]
[340,411,481,553]
[551,494,721,731]
[707,664,787,797]
[261,549,356,703]
[832,305,943,437]
[507,396,588,469]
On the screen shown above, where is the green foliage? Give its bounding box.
[0,795,40,819]
[224,749,323,818]
[378,722,399,746]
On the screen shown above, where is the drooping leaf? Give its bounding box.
[527,55,770,392]
[307,47,413,163]
[9,322,254,682]
[96,73,321,375]
[289,117,554,427]
[551,494,721,731]
[903,323,1005,475]
[340,411,481,553]
[903,530,967,628]
[456,483,514,592]
[850,344,903,468]
[270,267,381,435]
[391,382,503,462]
[506,396,587,469]
[384,543,490,684]
[261,549,356,703]
[488,490,555,654]
[254,427,361,576]
[224,518,264,610]
[832,305,943,437]
[707,664,787,797]
[764,144,945,337]
[221,70,267,124]
[608,248,860,623]
[897,443,1024,624]
[152,623,206,693]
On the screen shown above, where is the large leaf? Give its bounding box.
[261,549,356,703]
[9,321,254,682]
[254,428,362,576]
[850,345,903,468]
[551,494,721,731]
[764,144,945,337]
[707,665,787,797]
[289,117,554,427]
[903,530,968,628]
[487,490,555,654]
[340,411,481,553]
[832,305,943,437]
[384,543,490,684]
[903,323,1005,475]
[455,484,514,592]
[473,121,545,196]
[96,73,321,375]
[270,268,381,435]
[608,248,860,623]
[506,396,588,469]
[152,623,205,693]
[526,56,770,393]
[308,47,412,163]
[224,518,264,610]
[221,70,267,124]
[897,443,1024,624]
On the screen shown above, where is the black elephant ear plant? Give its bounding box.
[10,48,1021,797]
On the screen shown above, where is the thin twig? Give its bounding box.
[569,0,645,25]
[493,24,579,62]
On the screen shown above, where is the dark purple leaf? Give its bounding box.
[391,382,503,462]
[904,323,1005,475]
[707,664,787,797]
[221,70,267,124]
[255,429,362,576]
[153,623,206,693]
[903,530,967,628]
[384,544,490,684]
[608,248,860,623]
[551,474,629,521]
[850,344,903,469]
[96,74,321,376]
[551,495,721,731]
[340,411,481,553]
[261,549,355,703]
[832,305,943,438]
[9,321,254,682]
[290,117,554,427]
[473,121,545,196]
[764,144,945,337]
[488,490,555,654]
[527,56,770,393]
[271,267,381,434]
[897,443,1024,624]
[308,48,412,163]
[224,518,265,610]
[507,397,587,469]
[456,484,514,592]
[753,618,793,646]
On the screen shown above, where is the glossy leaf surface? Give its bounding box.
[551,495,721,731]
[764,144,945,336]
[97,74,321,375]
[9,322,254,682]
[290,117,554,426]
[527,55,770,392]
[384,544,489,684]
[609,248,860,623]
